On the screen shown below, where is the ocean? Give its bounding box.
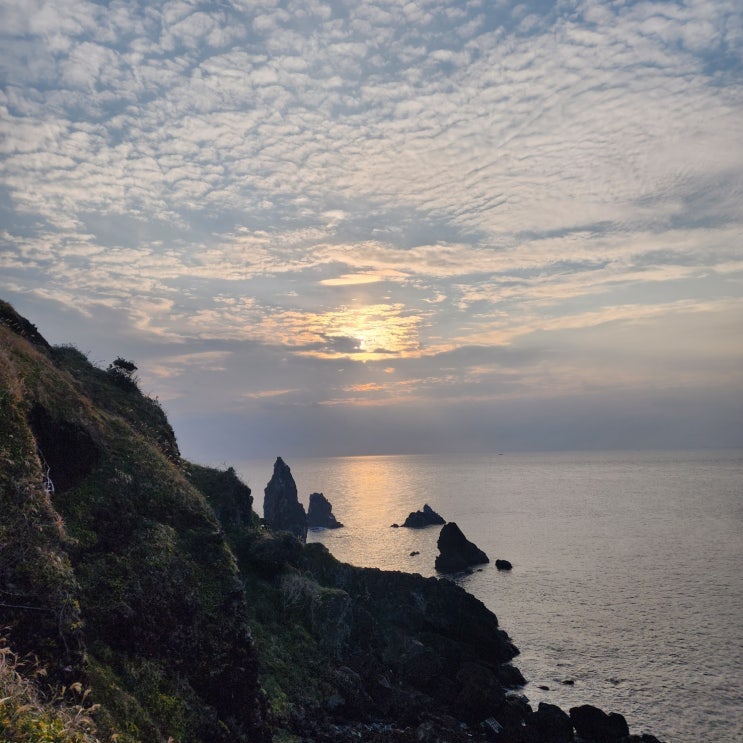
[236,450,743,743]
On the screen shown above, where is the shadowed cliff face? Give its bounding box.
[27,403,101,493]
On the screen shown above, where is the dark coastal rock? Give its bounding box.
[307,492,344,529]
[263,456,308,541]
[453,662,507,723]
[298,542,520,728]
[499,663,527,688]
[189,463,254,530]
[533,702,573,742]
[434,522,489,573]
[247,531,304,577]
[495,559,513,570]
[402,503,446,528]
[570,704,629,742]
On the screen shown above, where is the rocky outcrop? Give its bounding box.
[263,456,308,541]
[570,704,630,742]
[188,463,255,531]
[533,702,573,742]
[435,522,489,572]
[307,491,344,529]
[296,543,522,726]
[402,503,446,527]
[495,559,513,570]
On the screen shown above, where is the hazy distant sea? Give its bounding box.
[236,450,743,743]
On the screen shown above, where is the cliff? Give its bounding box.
[0,300,662,743]
[1,300,267,742]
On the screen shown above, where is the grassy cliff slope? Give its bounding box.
[1,300,268,743]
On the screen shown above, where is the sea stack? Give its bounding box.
[307,492,343,529]
[401,503,446,528]
[435,522,489,573]
[263,457,307,541]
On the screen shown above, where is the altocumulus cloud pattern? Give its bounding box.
[1,0,742,457]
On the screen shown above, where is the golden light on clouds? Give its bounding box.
[263,303,424,361]
[319,270,407,286]
[319,274,385,286]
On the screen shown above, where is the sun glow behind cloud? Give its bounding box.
[270,303,424,361]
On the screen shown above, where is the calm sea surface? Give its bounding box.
[236,450,743,743]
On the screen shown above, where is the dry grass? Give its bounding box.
[0,636,102,743]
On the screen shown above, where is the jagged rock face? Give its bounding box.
[435,522,489,572]
[297,543,521,729]
[402,503,446,528]
[188,463,254,531]
[307,491,343,529]
[263,456,308,541]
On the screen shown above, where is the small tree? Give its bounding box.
[106,357,140,391]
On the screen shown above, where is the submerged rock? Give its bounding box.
[263,456,308,541]
[402,503,446,528]
[307,492,344,529]
[435,522,489,573]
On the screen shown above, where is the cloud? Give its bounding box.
[1,0,741,454]
[148,350,233,379]
[319,271,405,286]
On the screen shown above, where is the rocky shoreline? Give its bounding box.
[254,454,663,742]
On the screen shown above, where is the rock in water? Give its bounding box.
[402,503,446,527]
[307,492,344,529]
[495,559,513,570]
[435,522,489,573]
[263,457,307,541]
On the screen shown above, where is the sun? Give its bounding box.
[295,303,423,361]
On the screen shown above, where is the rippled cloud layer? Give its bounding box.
[2,0,741,456]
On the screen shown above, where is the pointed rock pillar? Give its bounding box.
[263,457,307,542]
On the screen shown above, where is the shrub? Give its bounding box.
[105,359,139,391]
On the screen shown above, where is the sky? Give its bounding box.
[1,0,742,462]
